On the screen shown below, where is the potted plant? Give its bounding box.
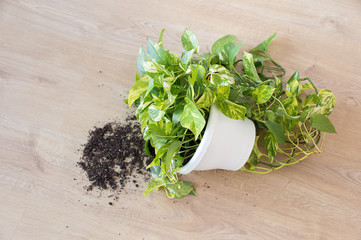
[126,29,336,199]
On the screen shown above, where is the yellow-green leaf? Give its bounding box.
[316,89,335,116]
[250,32,277,53]
[216,99,246,120]
[217,85,230,99]
[181,29,199,52]
[252,85,275,104]
[148,104,165,121]
[286,78,301,97]
[209,65,234,86]
[180,98,206,140]
[144,178,166,196]
[196,88,216,109]
[163,141,183,171]
[127,75,150,107]
[264,132,277,161]
[165,181,195,199]
[243,52,261,83]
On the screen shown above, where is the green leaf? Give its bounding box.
[264,132,277,161]
[136,94,152,112]
[248,150,259,170]
[212,74,233,86]
[219,42,233,63]
[251,52,271,62]
[303,93,320,107]
[303,89,335,116]
[148,104,165,121]
[190,64,199,86]
[165,181,195,199]
[180,98,206,140]
[137,46,147,74]
[158,28,165,48]
[146,141,169,167]
[300,107,312,123]
[165,120,174,134]
[310,113,336,133]
[265,121,286,144]
[149,165,162,178]
[146,153,161,168]
[181,29,199,53]
[172,106,183,123]
[211,34,237,55]
[228,42,244,67]
[209,65,235,86]
[196,87,216,109]
[283,96,299,116]
[189,189,197,196]
[247,138,263,171]
[197,65,205,81]
[301,83,314,92]
[144,178,166,196]
[163,141,183,171]
[283,118,296,133]
[216,98,246,120]
[247,137,262,170]
[143,61,157,73]
[286,72,301,97]
[274,75,283,96]
[217,85,230,99]
[286,78,301,97]
[139,108,150,131]
[274,107,284,117]
[127,75,150,107]
[147,39,170,65]
[316,89,336,116]
[266,110,275,121]
[253,136,263,159]
[181,49,195,65]
[288,71,299,82]
[144,77,154,96]
[252,85,275,104]
[250,32,277,53]
[147,123,169,139]
[243,52,262,83]
[172,155,185,170]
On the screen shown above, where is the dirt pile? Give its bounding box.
[78,116,151,192]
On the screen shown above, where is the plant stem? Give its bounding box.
[302,123,321,152]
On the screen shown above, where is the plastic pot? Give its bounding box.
[177,105,256,174]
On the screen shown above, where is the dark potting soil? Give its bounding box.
[78,115,152,192]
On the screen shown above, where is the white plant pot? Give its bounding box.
[177,105,256,174]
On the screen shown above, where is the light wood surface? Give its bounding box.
[1,0,361,239]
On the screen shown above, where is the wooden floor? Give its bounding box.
[1,0,361,239]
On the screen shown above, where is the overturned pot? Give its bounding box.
[177,105,256,174]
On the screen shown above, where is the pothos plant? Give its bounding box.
[126,29,336,199]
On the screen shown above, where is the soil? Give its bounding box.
[78,115,152,192]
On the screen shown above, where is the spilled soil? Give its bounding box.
[78,115,152,192]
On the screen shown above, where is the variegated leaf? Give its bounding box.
[180,98,206,140]
[196,87,216,109]
[216,99,246,120]
[252,85,275,104]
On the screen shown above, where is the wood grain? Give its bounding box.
[1,0,361,239]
